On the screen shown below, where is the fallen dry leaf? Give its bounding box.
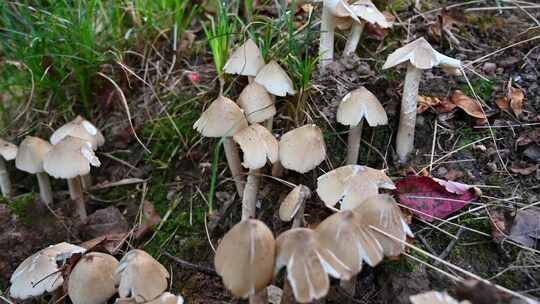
[494,96,510,113]
[516,128,540,146]
[508,209,540,248]
[134,200,162,239]
[81,206,129,239]
[428,8,463,41]
[451,90,487,123]
[489,209,511,243]
[417,95,457,114]
[79,233,127,255]
[509,163,537,175]
[508,86,525,117]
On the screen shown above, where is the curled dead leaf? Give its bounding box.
[417,95,456,114]
[508,86,525,117]
[450,90,487,123]
[509,163,537,175]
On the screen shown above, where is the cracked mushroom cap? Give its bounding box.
[43,136,101,179]
[232,124,279,170]
[15,136,52,174]
[214,219,276,298]
[410,291,465,304]
[237,82,276,123]
[275,228,353,303]
[337,87,388,127]
[193,96,248,137]
[279,185,311,222]
[254,61,296,97]
[279,125,326,173]
[382,37,461,70]
[9,242,86,300]
[114,249,170,303]
[354,194,413,257]
[224,39,265,77]
[68,252,119,304]
[0,138,17,161]
[316,165,395,210]
[50,116,105,150]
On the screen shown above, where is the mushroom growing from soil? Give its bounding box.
[232,124,279,220]
[320,0,357,68]
[279,184,311,228]
[43,136,101,220]
[193,95,249,197]
[15,136,53,205]
[224,38,265,82]
[337,87,388,165]
[214,219,276,301]
[278,125,326,174]
[9,242,86,300]
[382,37,461,162]
[0,138,17,198]
[68,252,119,304]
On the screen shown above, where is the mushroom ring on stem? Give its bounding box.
[0,138,17,198]
[16,136,54,205]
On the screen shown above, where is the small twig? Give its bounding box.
[438,227,465,261]
[162,251,218,277]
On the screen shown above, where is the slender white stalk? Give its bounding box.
[223,137,245,197]
[241,169,260,220]
[68,176,87,221]
[292,202,304,228]
[346,120,364,165]
[343,22,365,57]
[81,173,92,190]
[36,172,53,206]
[0,157,12,198]
[319,4,336,69]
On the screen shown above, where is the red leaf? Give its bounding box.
[394,176,480,222]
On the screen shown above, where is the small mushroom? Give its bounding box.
[43,136,101,220]
[279,185,311,228]
[15,136,54,205]
[320,0,356,68]
[214,219,276,299]
[9,242,86,300]
[254,61,296,98]
[316,165,394,210]
[68,252,119,304]
[382,37,461,162]
[410,291,464,304]
[114,249,170,303]
[224,38,265,80]
[237,82,276,124]
[0,138,17,198]
[193,96,249,197]
[279,125,326,174]
[337,87,388,164]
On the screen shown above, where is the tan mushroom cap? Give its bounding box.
[348,0,393,28]
[275,228,352,303]
[0,138,17,161]
[145,292,184,304]
[410,291,465,304]
[193,96,248,137]
[382,37,461,70]
[9,242,86,300]
[114,249,170,303]
[16,136,52,174]
[50,116,105,150]
[254,61,296,97]
[279,125,326,173]
[68,252,119,304]
[326,0,360,22]
[237,82,276,123]
[279,185,311,222]
[224,39,265,77]
[337,87,388,127]
[316,165,395,210]
[316,210,384,274]
[233,124,279,170]
[43,136,101,179]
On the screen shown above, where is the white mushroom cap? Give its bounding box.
[410,291,464,304]
[254,61,296,97]
[68,252,119,304]
[224,39,265,77]
[214,220,276,298]
[193,96,248,137]
[382,37,461,70]
[348,0,393,28]
[114,249,170,303]
[9,242,86,300]
[279,125,326,174]
[316,165,394,210]
[279,185,311,222]
[233,124,279,170]
[237,83,276,123]
[145,292,184,304]
[0,138,18,161]
[15,136,52,174]
[325,0,360,22]
[43,136,101,179]
[50,116,105,150]
[337,87,388,127]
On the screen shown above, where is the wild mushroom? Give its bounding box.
[68,252,119,304]
[9,242,85,300]
[279,184,311,228]
[15,136,53,205]
[224,38,265,83]
[337,87,388,164]
[278,125,326,174]
[214,219,276,300]
[382,37,461,162]
[145,293,184,304]
[43,136,101,220]
[232,124,279,219]
[193,96,249,197]
[114,249,170,303]
[316,165,394,210]
[0,138,17,198]
[410,291,463,304]
[237,82,276,124]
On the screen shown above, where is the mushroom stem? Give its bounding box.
[223,138,245,197]
[292,202,304,228]
[241,169,260,220]
[0,157,12,198]
[249,289,268,304]
[36,172,53,206]
[67,176,87,220]
[81,173,92,190]
[319,4,336,69]
[346,119,364,165]
[343,22,365,57]
[396,63,422,162]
